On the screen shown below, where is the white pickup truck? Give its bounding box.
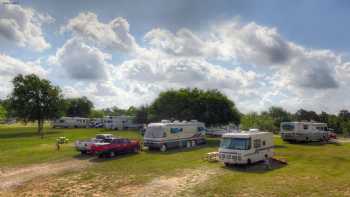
[75,134,114,154]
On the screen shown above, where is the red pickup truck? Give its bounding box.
[91,138,140,157]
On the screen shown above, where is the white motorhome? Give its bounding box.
[53,117,89,128]
[143,120,206,152]
[206,124,239,137]
[280,122,329,142]
[219,131,274,165]
[103,116,141,130]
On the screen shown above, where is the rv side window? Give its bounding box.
[197,127,205,132]
[282,124,294,131]
[316,126,324,131]
[303,125,309,130]
[253,139,261,148]
[170,128,183,133]
[59,120,65,123]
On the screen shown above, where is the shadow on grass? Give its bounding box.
[72,151,139,163]
[0,131,61,139]
[287,141,342,146]
[89,152,139,163]
[222,159,287,174]
[274,145,288,149]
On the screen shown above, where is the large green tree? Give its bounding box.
[134,105,149,124]
[65,97,93,117]
[266,106,292,128]
[0,104,7,120]
[150,88,240,127]
[8,74,64,138]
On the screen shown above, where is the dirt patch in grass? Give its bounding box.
[117,167,220,197]
[0,159,92,190]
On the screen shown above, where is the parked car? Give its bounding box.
[75,134,114,154]
[89,122,104,128]
[328,132,337,140]
[90,138,140,157]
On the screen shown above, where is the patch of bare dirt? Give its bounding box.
[117,167,220,197]
[0,159,92,190]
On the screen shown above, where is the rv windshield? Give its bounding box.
[145,126,164,138]
[282,123,295,131]
[220,138,251,150]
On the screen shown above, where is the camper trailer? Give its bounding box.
[103,116,141,130]
[280,122,329,142]
[53,117,89,128]
[219,131,274,165]
[143,120,206,152]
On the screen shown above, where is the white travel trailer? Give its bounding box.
[219,131,274,165]
[143,120,206,152]
[280,122,329,142]
[53,117,89,128]
[103,116,141,130]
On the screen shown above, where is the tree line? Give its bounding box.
[241,107,350,135]
[1,74,350,137]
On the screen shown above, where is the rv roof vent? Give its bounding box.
[161,120,170,123]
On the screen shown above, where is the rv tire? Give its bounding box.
[192,140,196,147]
[186,141,192,148]
[109,151,115,158]
[247,159,252,165]
[224,162,231,167]
[160,144,167,152]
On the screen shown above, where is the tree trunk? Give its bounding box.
[38,119,44,139]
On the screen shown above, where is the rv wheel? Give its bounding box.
[247,159,252,165]
[186,141,192,148]
[160,144,167,152]
[109,151,115,157]
[192,140,196,147]
[224,163,231,167]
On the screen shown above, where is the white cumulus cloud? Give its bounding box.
[62,12,138,53]
[0,2,53,51]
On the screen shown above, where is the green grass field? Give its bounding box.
[1,124,350,196]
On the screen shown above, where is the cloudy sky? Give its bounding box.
[1,0,350,113]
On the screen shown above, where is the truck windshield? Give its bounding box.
[145,126,164,138]
[220,138,251,150]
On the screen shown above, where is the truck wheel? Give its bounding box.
[160,144,167,152]
[186,141,192,148]
[133,147,139,153]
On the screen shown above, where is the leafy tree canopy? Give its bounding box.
[8,74,64,137]
[65,96,93,117]
[149,88,240,127]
